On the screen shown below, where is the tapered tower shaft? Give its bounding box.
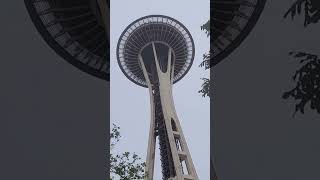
[117,15,196,180]
[140,42,198,180]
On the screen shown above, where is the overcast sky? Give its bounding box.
[110,0,210,179]
[213,1,320,179]
[0,1,107,180]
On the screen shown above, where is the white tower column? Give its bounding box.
[140,42,198,180]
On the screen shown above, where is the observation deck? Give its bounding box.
[117,15,195,87]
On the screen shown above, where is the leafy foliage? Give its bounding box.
[282,52,320,115]
[283,1,320,115]
[198,78,211,98]
[201,20,210,37]
[199,20,212,98]
[110,124,146,180]
[199,52,211,70]
[284,0,320,26]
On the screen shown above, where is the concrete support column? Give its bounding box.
[139,42,198,180]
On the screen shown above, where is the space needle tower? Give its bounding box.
[117,15,198,180]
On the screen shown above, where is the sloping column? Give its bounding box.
[97,0,109,41]
[151,43,199,180]
[138,54,156,180]
[139,42,198,180]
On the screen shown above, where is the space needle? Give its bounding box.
[117,15,197,180]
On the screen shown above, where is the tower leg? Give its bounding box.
[139,42,199,180]
[139,55,157,180]
[97,0,109,41]
[145,87,157,180]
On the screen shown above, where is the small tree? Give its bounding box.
[110,124,146,180]
[283,1,320,115]
[282,52,320,115]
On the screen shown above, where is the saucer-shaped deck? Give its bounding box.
[212,0,266,67]
[25,0,109,80]
[117,15,195,88]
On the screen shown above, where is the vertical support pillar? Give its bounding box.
[139,55,157,180]
[97,0,110,42]
[139,42,198,180]
[152,43,199,180]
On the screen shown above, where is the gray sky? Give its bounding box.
[0,1,107,180]
[110,0,210,179]
[3,1,320,180]
[213,0,320,179]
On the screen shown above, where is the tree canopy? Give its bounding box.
[110,124,146,180]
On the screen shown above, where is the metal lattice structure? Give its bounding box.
[212,0,266,67]
[117,15,194,88]
[117,15,198,180]
[25,0,109,80]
